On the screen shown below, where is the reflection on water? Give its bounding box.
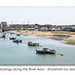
[0,33,75,65]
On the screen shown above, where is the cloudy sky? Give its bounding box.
[0,6,75,25]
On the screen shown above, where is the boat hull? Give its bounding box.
[46,51,56,54]
[2,35,6,38]
[9,37,16,40]
[13,40,22,43]
[28,42,39,46]
[36,50,46,54]
[36,48,56,54]
[16,33,20,36]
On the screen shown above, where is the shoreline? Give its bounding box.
[8,30,75,45]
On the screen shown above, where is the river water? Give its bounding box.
[0,33,75,65]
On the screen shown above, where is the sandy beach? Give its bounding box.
[8,30,75,45]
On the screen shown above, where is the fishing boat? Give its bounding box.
[28,41,39,46]
[36,48,56,54]
[10,32,14,34]
[13,40,22,43]
[16,33,20,36]
[45,48,56,54]
[9,37,16,40]
[2,35,6,38]
[36,49,46,54]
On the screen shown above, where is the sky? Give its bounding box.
[0,6,75,25]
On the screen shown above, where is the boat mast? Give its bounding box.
[28,19,29,25]
[11,20,13,24]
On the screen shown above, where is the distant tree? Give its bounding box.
[35,24,39,30]
[35,24,39,25]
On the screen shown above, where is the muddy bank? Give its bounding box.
[50,35,71,40]
[8,30,75,45]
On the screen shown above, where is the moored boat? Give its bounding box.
[16,33,20,36]
[2,35,6,38]
[36,48,56,54]
[28,41,39,46]
[45,49,56,54]
[13,40,22,43]
[9,37,16,40]
[10,32,14,34]
[36,49,46,54]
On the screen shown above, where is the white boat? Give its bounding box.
[16,33,20,36]
[28,41,39,46]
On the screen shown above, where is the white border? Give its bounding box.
[0,0,75,75]
[0,0,75,6]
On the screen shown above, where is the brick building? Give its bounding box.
[1,22,7,29]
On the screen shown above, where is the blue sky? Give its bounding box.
[0,6,75,25]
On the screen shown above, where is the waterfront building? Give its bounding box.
[0,22,7,32]
[1,22,7,29]
[9,24,35,30]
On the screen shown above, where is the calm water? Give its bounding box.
[0,33,75,65]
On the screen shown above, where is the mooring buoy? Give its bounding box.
[40,45,42,47]
[61,53,63,56]
[6,38,8,39]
